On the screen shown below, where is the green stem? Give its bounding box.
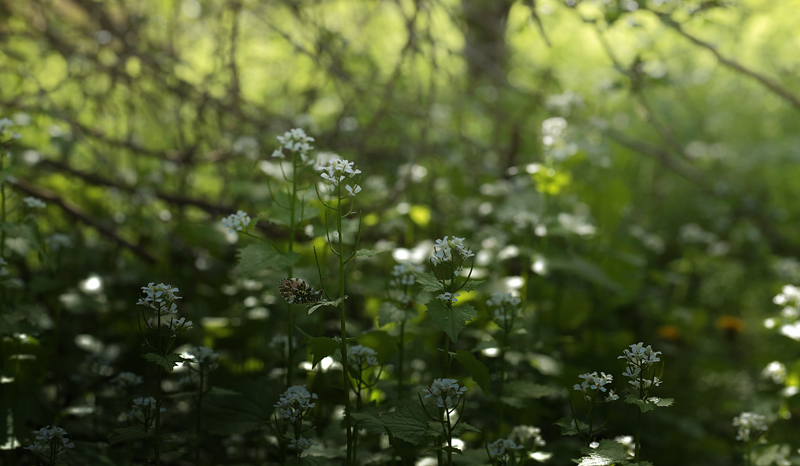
[155,313,162,466]
[286,157,299,386]
[443,335,450,377]
[633,407,642,462]
[398,319,406,399]
[336,193,353,466]
[195,368,204,466]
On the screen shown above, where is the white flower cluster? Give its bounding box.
[221,210,251,233]
[274,385,318,423]
[23,197,46,209]
[487,292,521,324]
[773,285,800,319]
[288,437,315,453]
[130,396,165,418]
[25,426,74,457]
[618,342,662,388]
[761,361,787,384]
[487,438,523,460]
[0,117,20,140]
[187,346,219,368]
[112,371,143,389]
[509,425,546,448]
[430,236,475,268]
[574,372,617,402]
[438,292,460,304]
[391,261,420,287]
[155,315,192,331]
[541,117,577,160]
[348,345,379,368]
[136,282,182,313]
[273,128,315,164]
[733,412,768,442]
[422,378,467,410]
[318,158,361,196]
[614,435,635,459]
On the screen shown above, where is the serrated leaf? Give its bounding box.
[307,296,346,315]
[307,337,339,367]
[555,416,588,436]
[351,411,384,434]
[108,426,151,446]
[460,279,484,292]
[354,249,385,259]
[413,271,445,292]
[577,439,629,466]
[625,394,674,413]
[379,402,430,445]
[236,243,300,278]
[451,422,481,437]
[425,299,477,342]
[142,353,184,372]
[453,350,489,397]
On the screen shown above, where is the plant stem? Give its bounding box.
[336,193,352,465]
[155,312,162,466]
[195,368,204,466]
[286,157,298,387]
[398,319,406,399]
[633,407,642,462]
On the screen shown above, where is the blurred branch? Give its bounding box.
[655,12,800,112]
[7,178,158,264]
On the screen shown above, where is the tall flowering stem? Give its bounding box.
[733,412,768,466]
[420,378,468,466]
[270,129,316,387]
[135,282,192,465]
[487,292,521,427]
[315,157,362,465]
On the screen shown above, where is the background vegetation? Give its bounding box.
[2,0,800,464]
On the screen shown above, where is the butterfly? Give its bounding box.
[278,278,324,304]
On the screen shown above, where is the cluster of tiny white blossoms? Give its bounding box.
[430,236,475,278]
[348,345,379,368]
[112,371,143,389]
[618,342,662,389]
[541,116,577,160]
[733,412,768,442]
[0,117,21,140]
[769,284,800,340]
[273,128,315,165]
[487,438,523,460]
[129,396,165,424]
[221,210,251,234]
[422,378,468,410]
[391,261,420,287]
[136,282,182,313]
[318,158,361,196]
[574,372,617,402]
[487,292,521,324]
[187,346,219,367]
[509,425,546,449]
[438,292,460,304]
[25,426,74,458]
[274,385,318,423]
[614,435,635,459]
[288,437,315,453]
[23,196,46,209]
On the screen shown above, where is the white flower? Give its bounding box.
[288,437,315,452]
[317,157,361,193]
[541,117,567,147]
[187,346,218,366]
[733,412,768,442]
[761,361,787,384]
[23,197,46,209]
[276,128,315,159]
[438,292,460,303]
[221,210,251,233]
[136,282,181,314]
[25,426,74,457]
[430,236,474,266]
[614,435,635,458]
[488,438,522,459]
[345,184,361,196]
[274,385,318,423]
[488,292,521,324]
[422,378,467,410]
[391,261,420,287]
[618,342,662,380]
[348,345,378,368]
[509,425,546,448]
[112,371,143,389]
[574,371,614,401]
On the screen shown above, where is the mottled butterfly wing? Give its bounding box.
[278,278,323,304]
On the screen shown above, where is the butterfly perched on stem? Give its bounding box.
[278,278,324,304]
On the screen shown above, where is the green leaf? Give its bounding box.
[236,243,300,278]
[350,411,385,435]
[108,426,151,446]
[379,402,430,445]
[425,299,477,342]
[460,279,484,292]
[307,296,346,315]
[142,353,184,372]
[453,350,490,397]
[354,249,386,259]
[577,439,629,466]
[307,337,339,367]
[500,381,562,407]
[451,422,481,437]
[413,271,445,292]
[625,394,674,413]
[555,416,588,436]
